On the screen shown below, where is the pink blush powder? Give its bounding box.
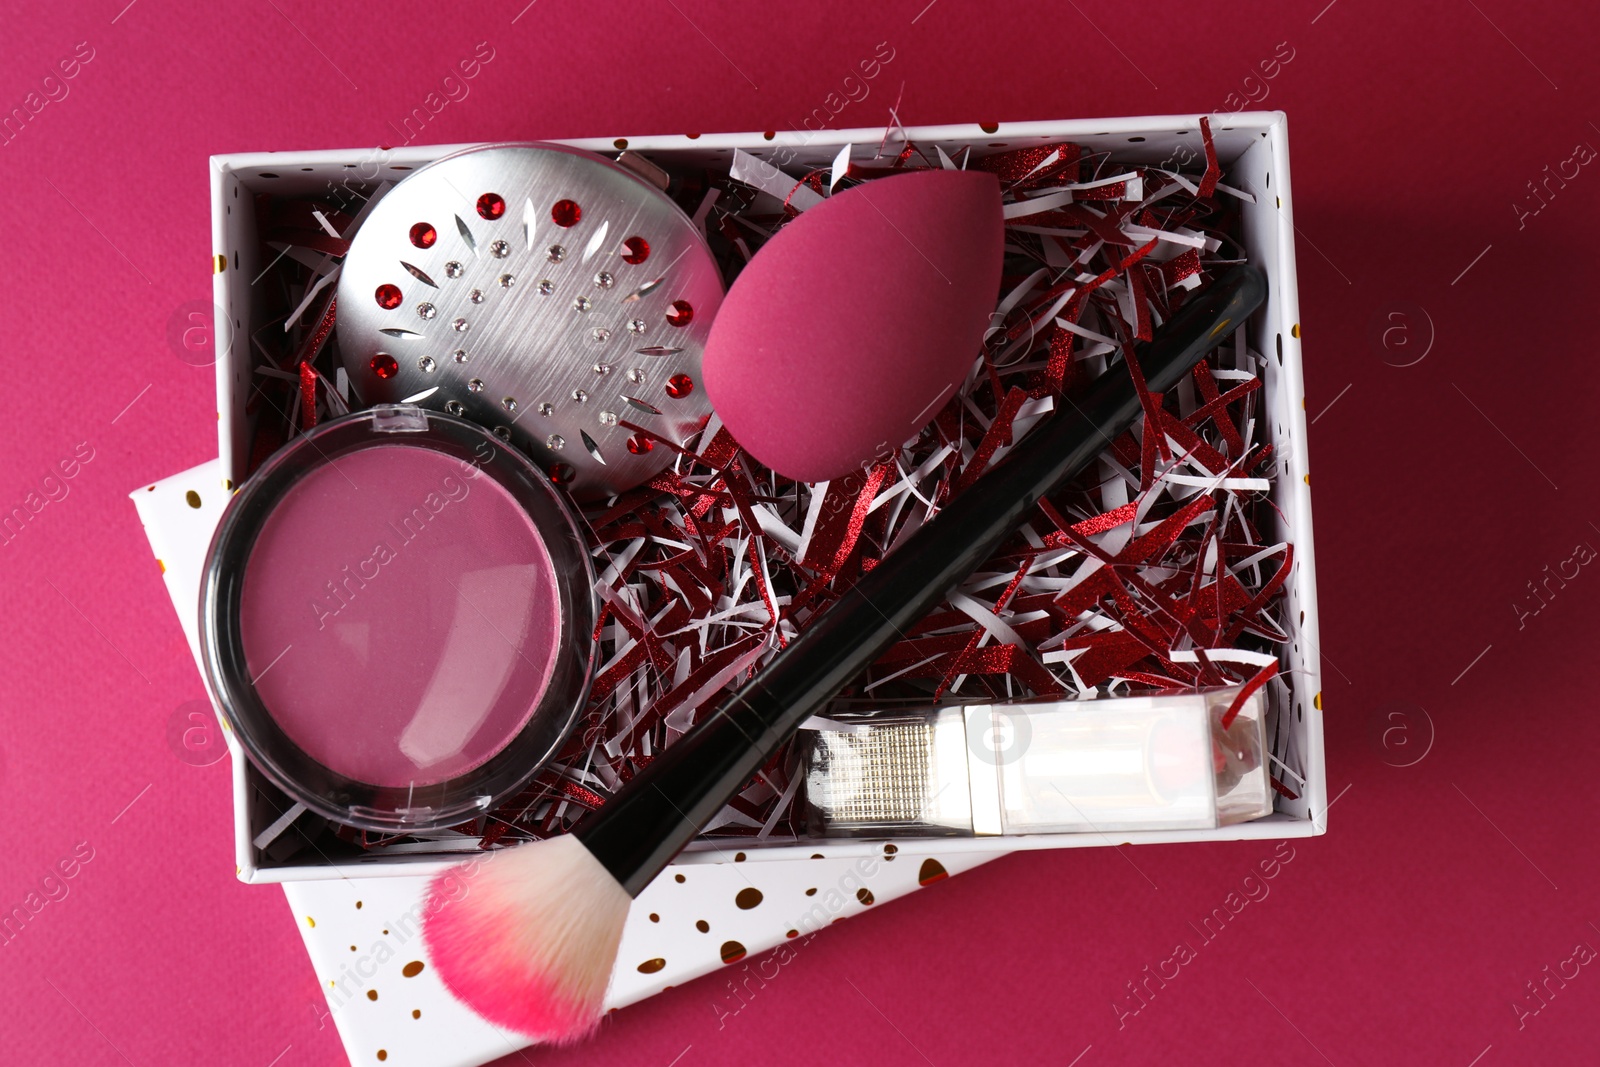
[238,443,562,787]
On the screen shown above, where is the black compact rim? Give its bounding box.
[199,406,598,833]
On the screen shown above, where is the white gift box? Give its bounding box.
[185,111,1323,887]
[279,842,1004,1066]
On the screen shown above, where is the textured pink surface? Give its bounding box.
[4,3,1600,1065]
[704,170,1003,482]
[240,443,560,787]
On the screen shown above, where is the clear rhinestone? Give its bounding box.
[572,296,592,313]
[571,389,588,403]
[502,396,518,412]
[538,279,555,295]
[499,273,514,288]
[417,302,437,320]
[547,245,566,263]
[452,349,468,363]
[591,328,610,343]
[417,355,436,372]
[628,318,647,334]
[626,367,645,383]
[467,378,484,392]
[445,261,464,278]
[444,400,464,415]
[493,426,512,441]
[547,434,565,451]
[598,410,618,426]
[490,240,510,258]
[592,362,612,375]
[469,288,486,304]
[538,402,554,417]
[594,271,614,289]
[452,318,469,332]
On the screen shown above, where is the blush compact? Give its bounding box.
[200,406,597,832]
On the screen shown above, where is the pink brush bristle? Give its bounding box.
[422,835,631,1042]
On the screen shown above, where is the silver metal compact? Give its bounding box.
[336,142,723,498]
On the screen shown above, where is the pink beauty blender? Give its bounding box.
[703,169,1004,483]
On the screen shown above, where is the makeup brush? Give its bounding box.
[422,263,1267,1042]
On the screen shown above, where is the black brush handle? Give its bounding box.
[576,265,1267,895]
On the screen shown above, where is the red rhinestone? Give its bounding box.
[551,199,582,227]
[626,433,654,455]
[621,236,650,264]
[477,193,506,220]
[369,354,398,379]
[549,462,576,485]
[665,300,694,328]
[408,222,437,249]
[665,373,694,399]
[375,284,403,309]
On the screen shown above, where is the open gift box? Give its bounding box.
[178,111,1324,886]
[130,110,1326,1066]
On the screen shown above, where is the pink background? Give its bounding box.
[2,1,1597,1064]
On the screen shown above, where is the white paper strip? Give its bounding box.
[730,149,824,211]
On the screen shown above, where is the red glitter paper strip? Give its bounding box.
[1075,181,1129,202]
[1139,410,1160,492]
[782,169,829,215]
[802,462,892,581]
[956,386,1028,492]
[829,460,893,578]
[933,551,1036,699]
[1160,248,1203,287]
[551,777,607,809]
[1184,375,1261,429]
[1038,497,1139,540]
[700,426,741,470]
[287,292,339,373]
[1120,343,1169,465]
[1042,321,1077,396]
[297,361,318,429]
[974,143,1083,189]
[1119,494,1216,566]
[1075,238,1161,311]
[1220,660,1278,729]
[1054,631,1156,690]
[1219,544,1293,646]
[589,639,655,705]
[1155,405,1230,473]
[1198,116,1221,199]
[1190,363,1243,456]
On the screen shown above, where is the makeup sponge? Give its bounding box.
[703,169,1004,483]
